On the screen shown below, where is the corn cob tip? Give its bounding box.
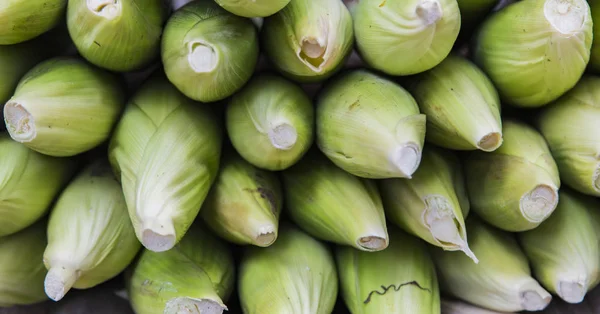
[165,297,227,314]
[391,143,421,178]
[44,266,78,302]
[416,0,443,26]
[268,123,297,150]
[520,184,558,223]
[544,0,588,35]
[357,236,387,251]
[87,0,120,19]
[4,102,35,142]
[476,132,503,152]
[520,287,552,312]
[558,280,586,304]
[188,43,218,73]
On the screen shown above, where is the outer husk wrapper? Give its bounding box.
[350,0,461,76]
[536,76,600,197]
[431,216,552,312]
[161,0,259,102]
[127,224,235,314]
[0,0,67,45]
[0,41,47,104]
[226,74,314,171]
[518,189,600,304]
[67,0,169,72]
[215,0,291,17]
[409,54,503,152]
[239,222,338,314]
[0,220,48,307]
[43,160,141,301]
[108,73,222,252]
[0,134,73,237]
[379,145,476,262]
[336,227,440,314]
[261,0,354,82]
[316,69,426,179]
[441,298,513,314]
[281,151,389,251]
[3,57,125,157]
[200,151,283,247]
[473,0,593,107]
[590,1,600,72]
[464,120,561,232]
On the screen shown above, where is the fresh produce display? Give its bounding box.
[6,0,600,313]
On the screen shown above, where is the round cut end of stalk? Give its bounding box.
[544,0,588,35]
[357,236,388,251]
[44,266,79,302]
[593,165,600,192]
[87,0,120,19]
[142,229,176,252]
[268,123,297,150]
[416,0,443,26]
[520,184,559,223]
[520,290,552,311]
[476,132,503,152]
[165,297,226,314]
[254,225,277,247]
[558,281,586,303]
[188,42,218,73]
[299,37,326,70]
[4,102,36,143]
[391,143,421,178]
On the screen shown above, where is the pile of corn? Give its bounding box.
[2,0,600,313]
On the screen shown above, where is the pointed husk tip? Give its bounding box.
[44,266,78,302]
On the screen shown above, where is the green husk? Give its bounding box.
[316,69,426,179]
[67,0,170,72]
[464,119,560,232]
[0,41,47,105]
[281,151,389,251]
[0,0,67,45]
[408,54,503,152]
[431,216,552,312]
[536,76,600,197]
[518,189,600,304]
[349,0,461,76]
[200,151,282,247]
[336,227,440,314]
[238,222,338,314]
[0,133,73,237]
[379,145,477,263]
[43,159,141,302]
[225,74,314,171]
[108,72,222,252]
[3,57,125,157]
[261,0,354,82]
[215,0,291,17]
[127,224,235,314]
[0,220,48,307]
[473,0,593,107]
[161,0,259,102]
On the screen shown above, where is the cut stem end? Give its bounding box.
[254,232,277,247]
[476,132,503,152]
[520,289,552,311]
[188,43,218,73]
[520,184,559,223]
[87,0,120,18]
[416,0,443,26]
[357,236,388,251]
[165,297,226,314]
[299,37,326,70]
[268,123,297,150]
[544,0,588,35]
[4,102,36,143]
[391,144,421,178]
[558,281,586,303]
[44,266,79,302]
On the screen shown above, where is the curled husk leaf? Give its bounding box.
[3,57,125,157]
[67,0,170,72]
[408,54,503,152]
[215,0,291,17]
[464,119,560,232]
[200,151,283,247]
[473,0,593,107]
[0,0,67,45]
[336,227,440,314]
[379,145,477,263]
[226,74,314,171]
[161,0,259,102]
[0,133,73,237]
[431,216,552,312]
[238,222,338,314]
[316,69,426,179]
[127,224,235,314]
[261,0,354,82]
[0,220,48,307]
[43,159,141,302]
[536,76,600,197]
[281,151,389,252]
[518,189,600,304]
[108,72,222,252]
[350,0,461,76]
[0,41,47,105]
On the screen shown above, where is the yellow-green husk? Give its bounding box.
[0,0,67,45]
[215,0,291,17]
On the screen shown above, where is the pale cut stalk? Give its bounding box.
[379,145,477,263]
[474,0,593,107]
[261,0,354,82]
[43,160,141,301]
[281,151,389,251]
[441,298,513,314]
[200,151,283,247]
[431,216,552,312]
[336,227,440,314]
[226,74,314,171]
[536,76,600,197]
[215,0,291,17]
[0,0,67,45]
[238,222,338,314]
[127,224,235,314]
[408,55,503,152]
[464,119,561,232]
[316,69,426,179]
[108,72,222,252]
[518,189,600,304]
[350,0,461,76]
